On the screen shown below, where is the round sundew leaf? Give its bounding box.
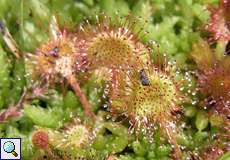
[47,129,64,147]
[87,36,140,68]
[65,125,91,149]
[120,71,179,123]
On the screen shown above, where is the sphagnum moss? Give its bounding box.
[1,1,230,159]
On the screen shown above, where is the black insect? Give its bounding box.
[139,69,150,86]
[225,41,230,55]
[49,46,59,57]
[0,21,5,34]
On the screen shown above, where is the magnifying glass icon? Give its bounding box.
[3,141,18,157]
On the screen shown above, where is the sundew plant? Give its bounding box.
[0,0,229,160]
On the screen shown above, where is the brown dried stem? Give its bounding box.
[0,88,28,122]
[0,21,21,58]
[161,121,183,160]
[66,74,96,119]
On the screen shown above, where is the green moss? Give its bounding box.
[0,45,10,108]
[0,0,229,159]
[24,104,63,128]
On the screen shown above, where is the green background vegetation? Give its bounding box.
[0,0,229,160]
